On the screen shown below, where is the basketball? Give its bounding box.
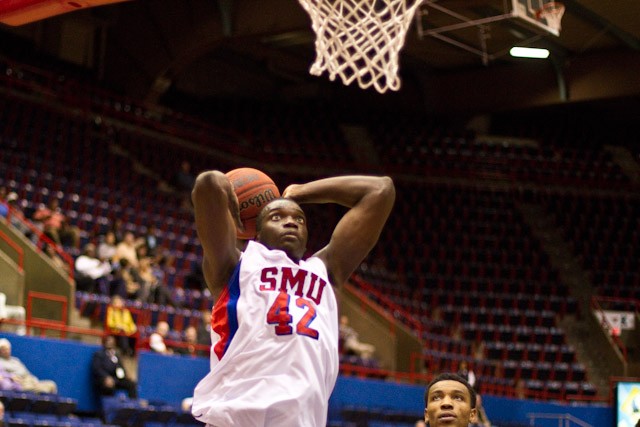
[225,167,280,239]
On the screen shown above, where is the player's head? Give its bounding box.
[0,338,11,359]
[103,334,116,349]
[424,373,477,427]
[255,198,308,262]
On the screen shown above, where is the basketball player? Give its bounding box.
[423,373,478,427]
[190,171,395,426]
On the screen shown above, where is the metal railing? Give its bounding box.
[527,413,592,427]
[0,228,24,271]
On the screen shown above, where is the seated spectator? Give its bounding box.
[466,394,492,427]
[0,186,9,218]
[97,231,118,263]
[44,244,71,274]
[175,326,207,358]
[141,224,160,259]
[140,257,179,307]
[0,365,22,391]
[3,192,32,239]
[149,321,173,355]
[110,219,126,245]
[457,361,477,391]
[0,338,57,394]
[106,295,137,356]
[92,335,137,399]
[137,257,159,301]
[75,243,112,293]
[339,315,375,360]
[116,258,143,301]
[33,198,80,249]
[113,231,141,269]
[0,293,26,336]
[173,160,196,192]
[196,309,212,347]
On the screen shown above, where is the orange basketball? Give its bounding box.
[225,167,280,239]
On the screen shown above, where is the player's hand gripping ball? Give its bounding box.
[225,168,280,240]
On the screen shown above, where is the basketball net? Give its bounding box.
[536,1,565,33]
[298,0,424,94]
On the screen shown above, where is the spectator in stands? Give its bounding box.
[106,295,137,356]
[176,326,207,358]
[137,256,176,306]
[75,243,112,293]
[0,186,9,218]
[514,378,527,399]
[141,224,160,258]
[110,219,126,244]
[149,321,173,354]
[44,243,70,274]
[97,231,118,263]
[457,361,491,427]
[423,373,477,427]
[0,365,22,391]
[457,361,477,390]
[451,323,463,341]
[472,394,492,427]
[33,198,80,249]
[114,231,141,268]
[0,338,57,394]
[173,160,196,192]
[472,340,486,360]
[339,314,375,360]
[414,421,426,427]
[0,293,26,336]
[92,335,137,399]
[3,192,31,238]
[137,256,158,301]
[117,258,143,301]
[196,309,212,347]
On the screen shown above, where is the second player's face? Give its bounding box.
[257,200,308,261]
[425,380,477,427]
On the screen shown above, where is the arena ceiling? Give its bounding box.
[1,0,639,113]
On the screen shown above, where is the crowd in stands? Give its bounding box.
[2,51,639,423]
[1,183,210,358]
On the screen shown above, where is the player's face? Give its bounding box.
[257,200,308,262]
[425,380,477,427]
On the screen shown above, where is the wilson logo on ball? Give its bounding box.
[239,189,279,211]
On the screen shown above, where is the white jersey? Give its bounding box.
[192,241,340,427]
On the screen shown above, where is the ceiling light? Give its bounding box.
[509,47,550,59]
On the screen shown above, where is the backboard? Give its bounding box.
[512,0,563,37]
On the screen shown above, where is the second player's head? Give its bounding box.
[423,373,477,427]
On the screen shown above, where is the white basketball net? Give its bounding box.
[298,0,423,94]
[537,2,565,32]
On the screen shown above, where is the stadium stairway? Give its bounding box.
[66,305,139,381]
[517,200,616,396]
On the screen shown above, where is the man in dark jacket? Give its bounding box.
[92,335,137,398]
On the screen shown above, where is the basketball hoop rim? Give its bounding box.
[535,1,565,20]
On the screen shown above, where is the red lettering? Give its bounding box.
[259,267,278,291]
[259,267,326,305]
[280,267,307,297]
[306,273,326,305]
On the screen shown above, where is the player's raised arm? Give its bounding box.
[283,175,395,287]
[191,171,242,296]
